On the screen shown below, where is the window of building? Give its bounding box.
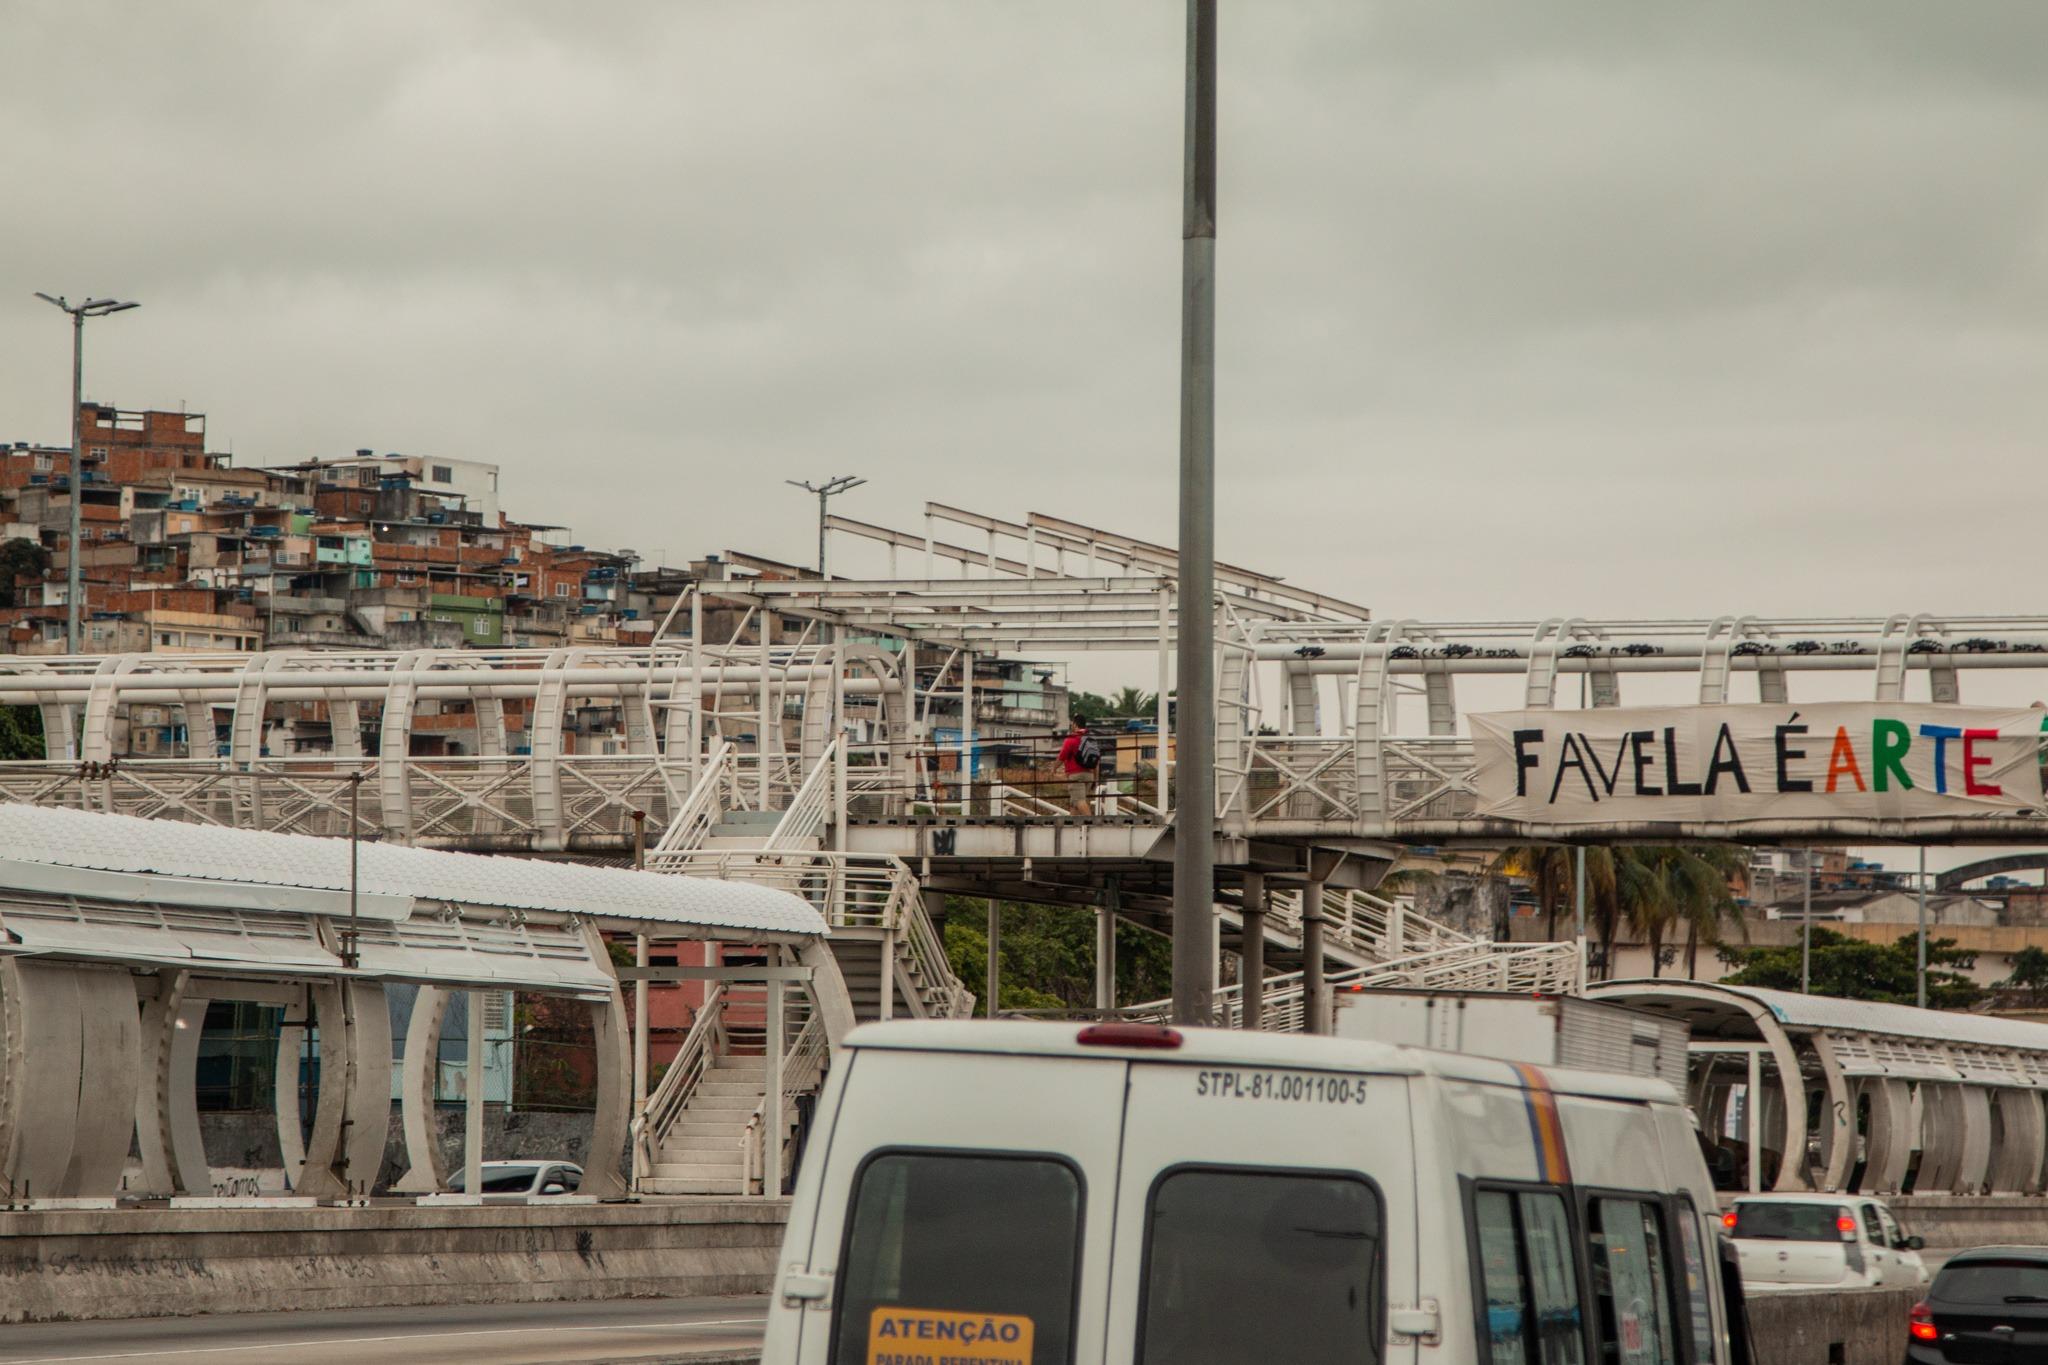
[33,453,51,471]
[1589,1197,1676,1365]
[553,583,571,596]
[432,464,454,483]
[88,446,107,461]
[833,1152,1081,1365]
[1139,1168,1382,1365]
[1473,1188,1586,1365]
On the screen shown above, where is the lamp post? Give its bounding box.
[1172,0,1218,1026]
[785,476,865,579]
[33,293,140,653]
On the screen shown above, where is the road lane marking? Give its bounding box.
[1,1316,767,1363]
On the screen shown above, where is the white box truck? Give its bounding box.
[1332,988,1691,1090]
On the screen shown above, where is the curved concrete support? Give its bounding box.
[395,986,451,1193]
[1,960,83,1198]
[1,961,143,1199]
[801,937,859,1052]
[1989,1088,2046,1194]
[1809,1033,1856,1192]
[529,649,583,852]
[275,997,307,1182]
[472,696,506,758]
[133,970,190,1196]
[1917,1083,1964,1193]
[280,979,387,1198]
[165,991,211,1194]
[63,967,141,1197]
[341,981,392,1196]
[288,982,348,1199]
[327,697,364,760]
[378,651,428,843]
[80,657,139,764]
[1861,1078,1916,1194]
[580,921,630,1200]
[1954,1083,1993,1195]
[38,701,77,763]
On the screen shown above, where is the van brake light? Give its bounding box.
[1721,1210,1737,1230]
[1837,1213,1859,1237]
[1077,1023,1183,1049]
[1908,1301,1937,1342]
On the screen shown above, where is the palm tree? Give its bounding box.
[1613,846,1748,979]
[1106,686,1157,719]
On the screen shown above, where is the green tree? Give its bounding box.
[941,895,1173,1015]
[0,538,48,609]
[1106,687,1157,719]
[1068,691,1112,725]
[0,705,43,760]
[1718,929,1983,1009]
[2002,945,2048,1003]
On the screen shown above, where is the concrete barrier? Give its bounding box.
[0,1200,787,1325]
[1746,1286,1918,1365]
[1884,1193,2048,1252]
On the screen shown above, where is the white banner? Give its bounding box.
[1472,703,2047,826]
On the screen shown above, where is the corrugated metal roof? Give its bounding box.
[0,805,824,938]
[1604,978,2048,1053]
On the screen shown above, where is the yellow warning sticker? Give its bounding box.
[865,1306,1035,1365]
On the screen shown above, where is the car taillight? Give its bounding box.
[1076,1022,1182,1049]
[1721,1210,1737,1230]
[1908,1301,1937,1342]
[1838,1213,1859,1237]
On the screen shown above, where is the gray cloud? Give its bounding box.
[5,0,2048,624]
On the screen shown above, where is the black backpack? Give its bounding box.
[1076,732,1102,770]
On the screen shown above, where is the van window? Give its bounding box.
[1673,1201,1717,1364]
[1138,1168,1382,1365]
[1590,1197,1677,1365]
[831,1152,1080,1365]
[1473,1187,1586,1365]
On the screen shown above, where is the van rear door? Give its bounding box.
[788,1046,1127,1365]
[1102,1057,1418,1365]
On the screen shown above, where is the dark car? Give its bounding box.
[1907,1246,2048,1363]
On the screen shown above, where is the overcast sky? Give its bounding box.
[6,2,2048,625]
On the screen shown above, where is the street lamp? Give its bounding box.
[34,293,140,653]
[785,475,865,579]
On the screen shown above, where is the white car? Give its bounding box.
[1724,1192,1929,1291]
[445,1160,584,1201]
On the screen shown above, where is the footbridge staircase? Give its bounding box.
[632,741,974,1193]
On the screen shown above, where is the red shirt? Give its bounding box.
[1058,732,1087,774]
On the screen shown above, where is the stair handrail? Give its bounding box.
[633,980,725,1184]
[744,1004,828,1194]
[1123,939,1582,1031]
[889,865,976,1018]
[762,738,839,852]
[647,739,736,864]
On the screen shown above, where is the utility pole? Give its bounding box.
[34,293,140,653]
[1171,0,1218,1028]
[1916,846,1928,1009]
[785,476,865,579]
[1800,849,1812,994]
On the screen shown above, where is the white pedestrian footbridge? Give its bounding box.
[1594,981,2048,1200]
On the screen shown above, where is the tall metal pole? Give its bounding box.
[1800,849,1813,994]
[1916,846,1929,1009]
[1572,847,1587,942]
[66,311,83,653]
[1171,0,1218,1028]
[36,294,140,653]
[785,475,865,578]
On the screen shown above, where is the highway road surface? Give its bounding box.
[0,1296,767,1364]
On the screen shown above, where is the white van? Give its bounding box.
[762,1020,1754,1365]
